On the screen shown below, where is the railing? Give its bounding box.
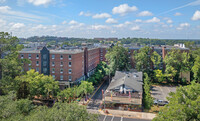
[105,92,141,98]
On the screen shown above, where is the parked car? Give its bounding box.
[154,99,168,106]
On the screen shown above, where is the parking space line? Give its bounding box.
[103,115,107,121]
[121,117,123,121]
[111,116,114,121]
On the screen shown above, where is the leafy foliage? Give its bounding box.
[0,93,98,121]
[143,73,153,110]
[15,69,60,99]
[153,82,200,121]
[105,43,130,74]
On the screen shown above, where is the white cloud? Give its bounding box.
[0,0,6,3]
[62,21,67,24]
[28,0,52,6]
[180,23,190,27]
[69,20,78,25]
[135,19,142,22]
[138,11,153,16]
[167,19,173,24]
[32,24,47,30]
[11,23,25,29]
[145,17,160,23]
[124,21,132,25]
[105,18,118,24]
[92,13,111,19]
[177,23,190,30]
[91,25,108,30]
[191,10,200,21]
[113,23,124,28]
[112,4,138,16]
[0,6,44,21]
[0,19,6,25]
[174,12,182,16]
[131,26,140,31]
[79,11,92,16]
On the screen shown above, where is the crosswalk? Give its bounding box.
[98,115,150,121]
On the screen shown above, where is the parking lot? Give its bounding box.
[98,115,150,121]
[151,85,177,101]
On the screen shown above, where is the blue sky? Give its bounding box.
[0,0,200,39]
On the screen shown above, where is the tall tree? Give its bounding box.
[151,51,161,69]
[164,49,190,83]
[105,43,130,74]
[134,46,152,72]
[0,32,25,94]
[15,69,60,99]
[153,82,200,121]
[192,56,200,83]
[77,81,94,103]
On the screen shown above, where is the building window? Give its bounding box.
[69,75,72,81]
[21,54,24,59]
[36,67,39,72]
[68,69,72,74]
[68,55,71,60]
[36,61,39,66]
[60,55,63,60]
[69,62,71,67]
[43,61,47,66]
[43,68,47,73]
[60,62,63,67]
[60,68,63,73]
[52,68,55,73]
[60,75,63,80]
[43,54,47,60]
[28,54,31,59]
[36,54,39,59]
[52,62,55,66]
[29,62,31,66]
[52,55,55,59]
[52,75,55,79]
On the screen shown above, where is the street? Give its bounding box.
[87,79,109,110]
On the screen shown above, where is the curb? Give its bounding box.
[85,79,106,105]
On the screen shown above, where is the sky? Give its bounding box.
[0,0,200,39]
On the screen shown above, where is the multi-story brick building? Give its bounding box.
[19,46,107,89]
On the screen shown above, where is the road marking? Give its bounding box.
[86,80,106,105]
[111,116,114,121]
[121,117,123,121]
[103,115,107,121]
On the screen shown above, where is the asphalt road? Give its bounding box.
[151,85,176,101]
[98,115,151,121]
[87,80,109,110]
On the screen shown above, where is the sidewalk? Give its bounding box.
[98,109,156,120]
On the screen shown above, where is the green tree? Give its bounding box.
[153,69,165,83]
[134,46,152,72]
[143,73,153,110]
[105,43,130,74]
[77,81,94,103]
[151,51,161,69]
[58,86,78,103]
[153,82,200,121]
[15,69,60,99]
[192,56,200,83]
[0,32,25,94]
[164,50,190,83]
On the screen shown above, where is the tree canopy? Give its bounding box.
[105,43,130,74]
[153,82,200,121]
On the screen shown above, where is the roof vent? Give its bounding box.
[133,74,138,78]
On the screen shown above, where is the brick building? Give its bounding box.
[19,46,107,89]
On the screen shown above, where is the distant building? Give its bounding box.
[94,38,118,42]
[104,71,143,112]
